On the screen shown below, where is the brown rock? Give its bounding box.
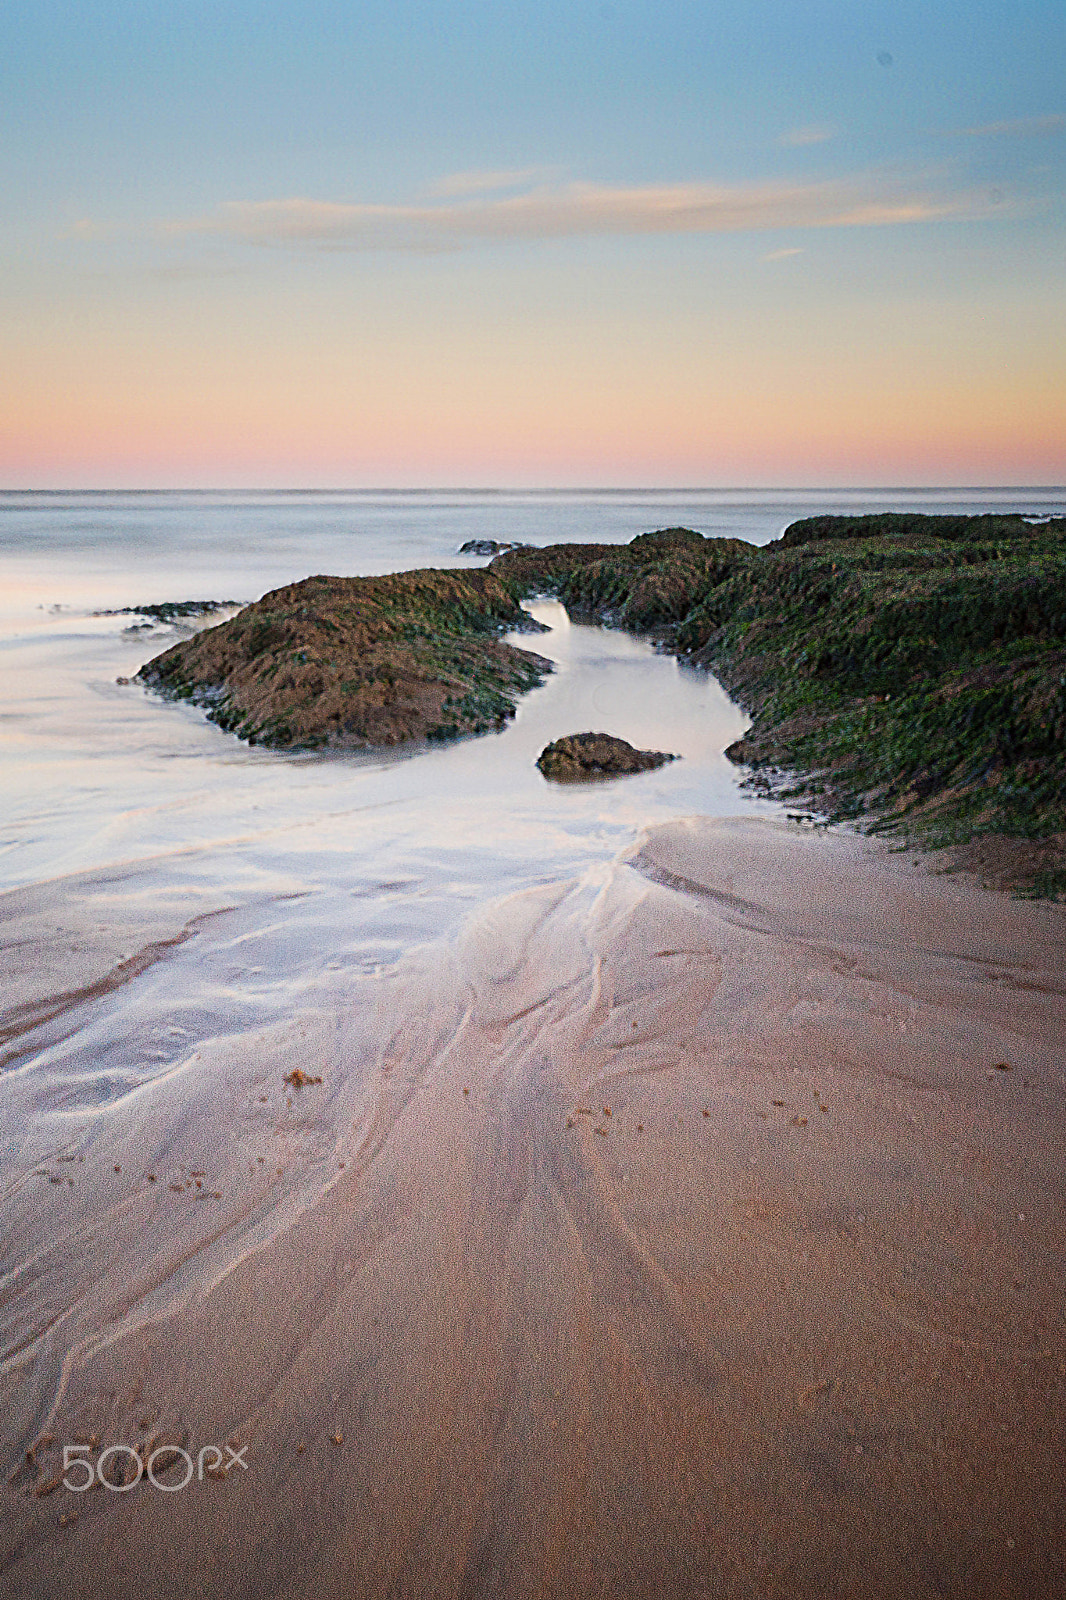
[137,569,551,752]
[536,732,677,782]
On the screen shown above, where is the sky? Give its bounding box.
[1,0,1064,487]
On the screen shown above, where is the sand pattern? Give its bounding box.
[2,819,1064,1598]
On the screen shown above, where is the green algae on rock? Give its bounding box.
[492,527,755,636]
[536,732,676,782]
[137,568,552,751]
[492,517,1066,895]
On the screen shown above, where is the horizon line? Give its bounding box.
[3,484,1066,497]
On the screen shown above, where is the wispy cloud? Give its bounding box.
[62,218,105,241]
[779,125,836,148]
[762,246,805,261]
[165,173,983,252]
[429,166,561,197]
[951,112,1064,138]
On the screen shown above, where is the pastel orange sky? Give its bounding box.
[2,0,1064,486]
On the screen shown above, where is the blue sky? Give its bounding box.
[2,0,1063,484]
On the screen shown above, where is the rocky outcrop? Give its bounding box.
[458,539,532,556]
[137,569,551,751]
[536,732,676,781]
[497,517,1066,894]
[130,514,1066,895]
[97,600,239,622]
[491,528,755,635]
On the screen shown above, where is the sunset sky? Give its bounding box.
[2,0,1064,487]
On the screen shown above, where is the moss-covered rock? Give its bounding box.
[536,732,676,781]
[137,569,552,751]
[492,529,755,634]
[495,517,1066,894]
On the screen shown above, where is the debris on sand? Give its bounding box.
[284,1068,323,1088]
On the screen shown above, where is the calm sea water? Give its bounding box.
[1,486,1063,1428]
[2,486,1064,617]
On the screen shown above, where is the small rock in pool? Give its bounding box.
[536,732,677,782]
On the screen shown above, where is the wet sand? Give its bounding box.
[3,817,1065,1599]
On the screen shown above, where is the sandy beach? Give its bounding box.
[3,816,1064,1598]
[5,0,1065,1566]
